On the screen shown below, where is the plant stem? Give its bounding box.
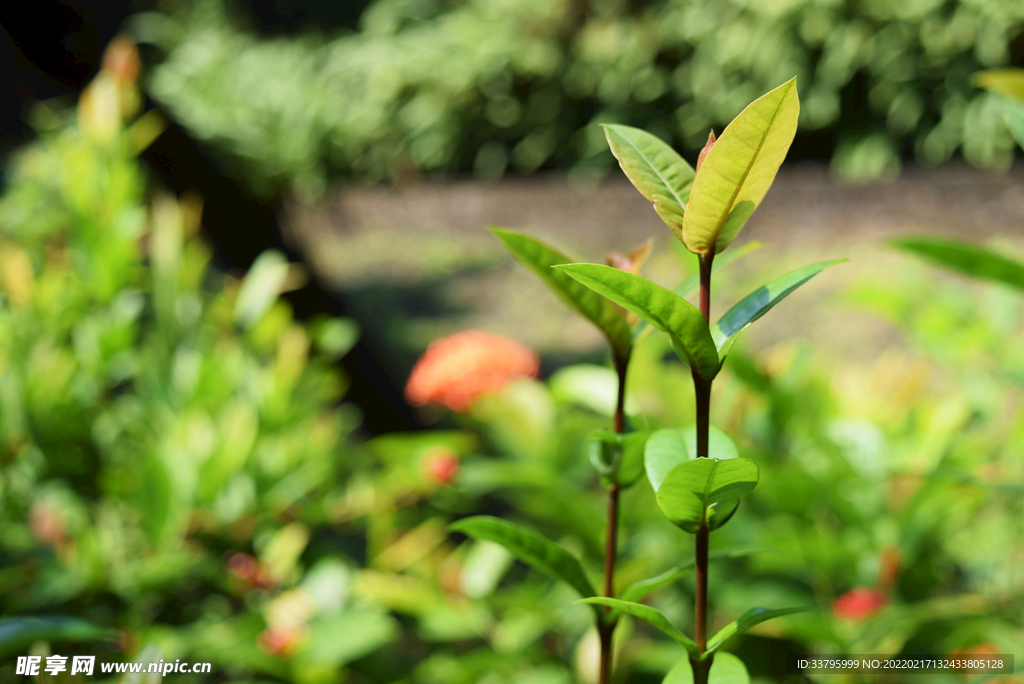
[598,352,629,684]
[692,254,714,684]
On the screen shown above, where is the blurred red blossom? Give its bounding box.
[422,447,460,485]
[405,330,539,412]
[227,552,276,590]
[832,587,887,621]
[257,626,307,658]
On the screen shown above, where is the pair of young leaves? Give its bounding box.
[494,79,842,382]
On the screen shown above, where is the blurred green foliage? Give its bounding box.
[140,0,1024,193]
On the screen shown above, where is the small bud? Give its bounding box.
[604,238,654,275]
[604,251,632,271]
[101,36,141,87]
[696,130,716,173]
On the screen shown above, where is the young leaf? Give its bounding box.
[645,425,738,493]
[602,124,695,240]
[712,259,846,359]
[705,606,817,655]
[656,458,759,534]
[448,516,598,602]
[890,236,1024,292]
[664,652,751,684]
[619,431,651,487]
[577,597,699,659]
[554,264,719,380]
[0,616,112,659]
[589,430,649,487]
[682,78,799,256]
[490,228,633,353]
[620,547,769,604]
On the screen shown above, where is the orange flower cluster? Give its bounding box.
[405,330,539,412]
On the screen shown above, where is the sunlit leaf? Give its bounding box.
[490,228,632,354]
[645,425,738,493]
[449,516,599,615]
[712,259,846,359]
[554,264,718,380]
[891,237,1024,291]
[234,250,291,329]
[300,608,398,667]
[976,69,1024,102]
[705,607,817,655]
[577,598,699,659]
[603,124,695,240]
[682,78,799,255]
[656,458,759,534]
[0,616,112,659]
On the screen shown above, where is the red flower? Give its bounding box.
[832,587,887,621]
[405,330,539,412]
[423,447,460,485]
[257,626,306,658]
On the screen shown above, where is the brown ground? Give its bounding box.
[283,163,1024,361]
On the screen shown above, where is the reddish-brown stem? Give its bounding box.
[598,352,629,684]
[692,254,715,684]
[699,253,714,323]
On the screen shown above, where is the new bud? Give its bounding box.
[696,130,716,173]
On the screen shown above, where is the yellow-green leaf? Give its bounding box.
[603,124,695,240]
[682,78,799,255]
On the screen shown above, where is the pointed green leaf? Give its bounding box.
[577,598,699,659]
[554,264,719,380]
[633,241,763,342]
[620,547,769,604]
[0,616,112,659]
[705,606,817,655]
[618,431,650,487]
[682,78,799,255]
[891,237,1024,292]
[603,124,695,239]
[448,516,598,605]
[645,426,738,493]
[712,259,846,359]
[656,458,759,534]
[664,652,751,684]
[490,228,632,353]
